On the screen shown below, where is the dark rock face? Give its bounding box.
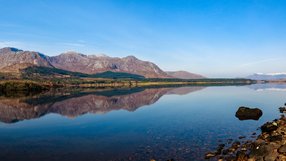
[235,106,263,121]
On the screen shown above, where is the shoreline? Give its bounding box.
[205,105,286,160]
[0,79,254,92]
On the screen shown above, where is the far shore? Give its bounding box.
[0,78,255,92]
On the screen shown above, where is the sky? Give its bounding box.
[0,0,286,78]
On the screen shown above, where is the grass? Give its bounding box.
[0,66,255,92]
[0,80,50,92]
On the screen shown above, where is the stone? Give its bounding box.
[210,113,286,161]
[247,158,255,161]
[216,144,225,154]
[264,151,278,161]
[268,135,282,142]
[239,136,246,139]
[250,143,277,161]
[236,151,248,161]
[205,152,216,159]
[222,149,228,155]
[249,144,269,158]
[261,122,278,133]
[279,107,286,113]
[232,141,241,148]
[235,106,263,120]
[278,144,286,154]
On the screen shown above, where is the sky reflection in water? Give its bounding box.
[0,85,285,161]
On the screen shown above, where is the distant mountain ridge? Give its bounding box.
[0,47,204,79]
[166,71,205,79]
[247,73,286,80]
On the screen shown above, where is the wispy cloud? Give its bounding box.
[59,40,87,48]
[0,41,25,48]
[239,58,281,67]
[61,42,86,47]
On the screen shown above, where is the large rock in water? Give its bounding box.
[235,106,263,121]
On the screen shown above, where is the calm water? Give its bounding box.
[0,84,285,161]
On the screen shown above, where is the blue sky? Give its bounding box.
[0,0,286,77]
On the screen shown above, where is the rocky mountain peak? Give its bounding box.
[60,51,87,57]
[0,47,23,53]
[166,71,205,79]
[247,73,286,80]
[0,47,53,72]
[96,53,109,57]
[124,55,138,60]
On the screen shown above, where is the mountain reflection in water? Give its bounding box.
[0,86,204,123]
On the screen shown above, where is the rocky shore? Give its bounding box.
[205,105,286,161]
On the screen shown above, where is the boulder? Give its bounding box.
[249,144,274,160]
[261,122,278,133]
[267,135,282,142]
[279,107,286,113]
[278,145,286,154]
[235,106,263,121]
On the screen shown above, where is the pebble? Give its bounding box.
[204,152,216,159]
[239,136,246,139]
[278,145,286,154]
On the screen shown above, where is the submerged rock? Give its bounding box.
[235,106,263,121]
[204,152,216,159]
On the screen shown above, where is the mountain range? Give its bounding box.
[0,47,204,79]
[247,73,286,80]
[166,70,205,79]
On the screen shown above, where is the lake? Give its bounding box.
[0,84,285,161]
